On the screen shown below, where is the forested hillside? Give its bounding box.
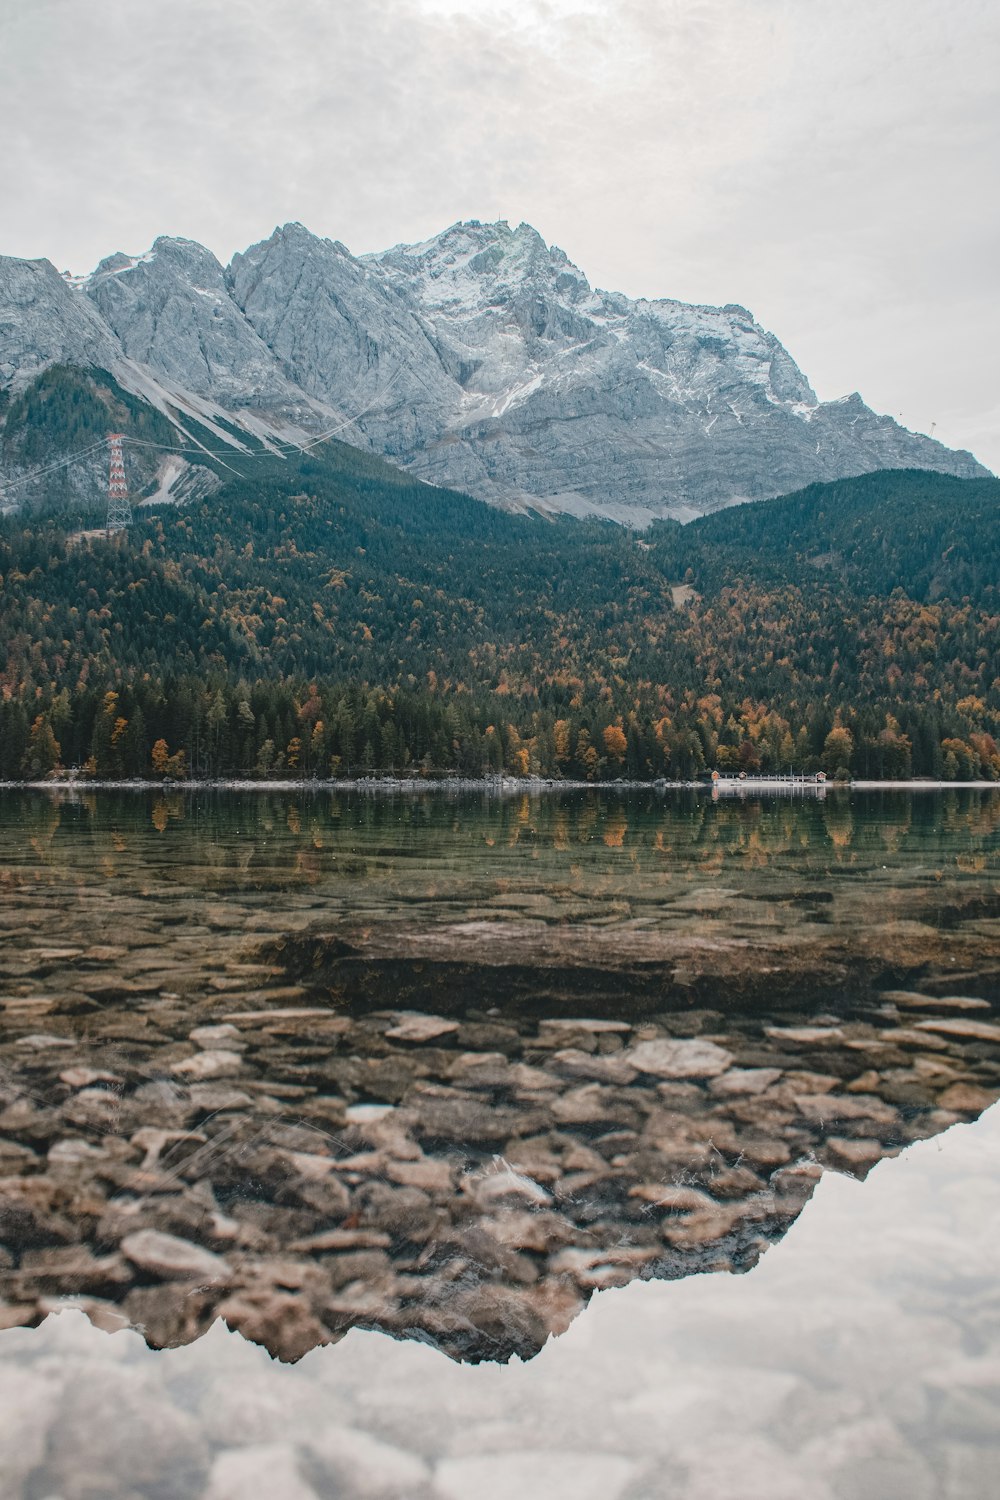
[2,388,999,782]
[678,470,1000,605]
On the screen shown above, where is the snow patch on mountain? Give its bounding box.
[1,218,990,521]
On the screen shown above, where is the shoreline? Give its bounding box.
[2,775,999,795]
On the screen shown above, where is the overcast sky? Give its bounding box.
[2,0,997,469]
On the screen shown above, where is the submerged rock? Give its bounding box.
[627,1038,733,1078]
[120,1231,232,1283]
[2,798,1000,1367]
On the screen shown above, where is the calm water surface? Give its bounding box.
[1,788,999,1497]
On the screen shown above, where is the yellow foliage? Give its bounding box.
[602,724,628,762]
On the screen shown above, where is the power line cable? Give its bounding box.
[121,366,405,463]
[0,439,110,492]
[1,366,406,499]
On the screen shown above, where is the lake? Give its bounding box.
[1,787,999,1496]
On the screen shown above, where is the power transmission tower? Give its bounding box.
[106,432,132,534]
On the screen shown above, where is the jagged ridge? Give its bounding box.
[0,220,989,520]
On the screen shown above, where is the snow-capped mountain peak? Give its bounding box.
[1,219,989,522]
[374,218,592,318]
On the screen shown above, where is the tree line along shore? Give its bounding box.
[3,677,997,785]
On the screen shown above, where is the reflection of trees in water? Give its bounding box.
[294,848,322,883]
[28,807,62,866]
[693,801,810,869]
[150,794,186,834]
[879,807,913,854]
[602,814,627,848]
[968,797,1000,840]
[4,790,1000,903]
[823,796,855,849]
[941,789,1000,855]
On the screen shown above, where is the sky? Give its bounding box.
[1,0,997,469]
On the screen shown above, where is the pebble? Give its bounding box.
[845,1069,882,1093]
[216,1290,333,1365]
[550,1048,637,1085]
[913,1017,1000,1043]
[387,1156,455,1192]
[385,1014,460,1043]
[47,1139,109,1165]
[59,1066,123,1088]
[173,1050,245,1080]
[469,1166,552,1209]
[709,1066,783,1096]
[794,1093,898,1125]
[289,1229,392,1252]
[120,1230,232,1282]
[764,1025,845,1044]
[0,1367,62,1493]
[345,1103,396,1123]
[883,990,991,1011]
[823,1138,890,1173]
[189,1024,245,1048]
[627,1037,734,1078]
[36,1361,211,1498]
[937,1082,998,1112]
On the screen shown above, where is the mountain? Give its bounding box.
[86,237,310,415]
[0,220,988,520]
[367,221,987,519]
[0,254,123,389]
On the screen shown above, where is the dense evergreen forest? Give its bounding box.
[2,367,999,782]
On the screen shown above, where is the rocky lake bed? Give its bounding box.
[2,788,1000,1369]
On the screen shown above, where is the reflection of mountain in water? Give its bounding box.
[2,788,1000,1363]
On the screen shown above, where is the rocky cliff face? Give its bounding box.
[0,255,123,389]
[228,223,457,458]
[0,219,990,519]
[367,220,986,518]
[87,237,304,413]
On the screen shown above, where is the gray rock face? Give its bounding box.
[87,237,303,411]
[0,219,990,521]
[228,223,457,456]
[0,255,123,388]
[368,220,987,517]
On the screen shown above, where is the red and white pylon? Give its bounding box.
[106,433,132,534]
